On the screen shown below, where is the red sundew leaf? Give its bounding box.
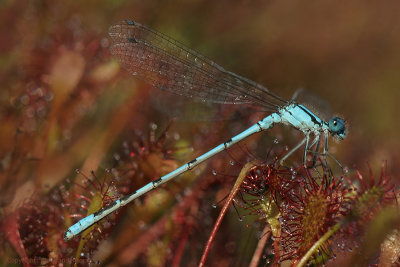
[114,123,180,188]
[62,170,120,263]
[1,212,30,267]
[277,164,352,264]
[74,192,103,263]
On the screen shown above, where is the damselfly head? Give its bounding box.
[328,117,346,141]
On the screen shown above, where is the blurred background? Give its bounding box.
[1,0,400,266]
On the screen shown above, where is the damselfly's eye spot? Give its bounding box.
[328,117,346,141]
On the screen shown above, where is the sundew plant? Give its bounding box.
[1,1,400,267]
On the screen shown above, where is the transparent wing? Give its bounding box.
[150,89,266,122]
[108,20,287,110]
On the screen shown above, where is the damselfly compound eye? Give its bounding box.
[328,117,346,140]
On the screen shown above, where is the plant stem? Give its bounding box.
[297,221,344,267]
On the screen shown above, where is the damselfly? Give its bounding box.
[64,20,346,241]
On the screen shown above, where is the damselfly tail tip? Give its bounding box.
[64,229,74,241]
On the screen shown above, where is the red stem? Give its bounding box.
[172,228,190,267]
[198,163,254,267]
[249,225,271,267]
